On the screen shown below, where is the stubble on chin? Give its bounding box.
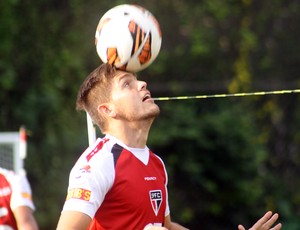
[148,105,160,119]
[119,104,160,122]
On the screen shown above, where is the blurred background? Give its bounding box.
[1,0,300,229]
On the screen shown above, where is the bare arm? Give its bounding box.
[238,211,282,230]
[56,211,92,230]
[13,206,39,230]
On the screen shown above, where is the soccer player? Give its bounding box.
[57,63,281,230]
[0,167,39,230]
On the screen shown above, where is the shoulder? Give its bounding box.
[62,138,118,217]
[0,167,15,182]
[73,137,114,168]
[149,151,169,183]
[150,151,166,167]
[69,137,118,186]
[0,168,29,188]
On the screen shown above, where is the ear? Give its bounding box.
[98,103,116,117]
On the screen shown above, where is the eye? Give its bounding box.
[119,74,136,89]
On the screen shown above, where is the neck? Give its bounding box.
[106,119,153,148]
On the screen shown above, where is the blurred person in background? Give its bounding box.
[0,167,39,230]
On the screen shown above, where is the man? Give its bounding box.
[0,167,39,230]
[57,63,281,230]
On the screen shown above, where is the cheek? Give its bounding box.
[115,98,140,117]
[113,92,138,104]
[111,88,133,100]
[119,99,138,111]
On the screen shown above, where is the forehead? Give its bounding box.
[114,71,136,82]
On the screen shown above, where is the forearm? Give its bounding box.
[14,207,39,230]
[17,221,39,230]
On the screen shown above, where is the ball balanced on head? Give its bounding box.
[95,4,162,72]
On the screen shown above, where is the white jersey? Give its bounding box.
[0,168,35,211]
[0,168,35,229]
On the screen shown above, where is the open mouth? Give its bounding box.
[143,94,151,102]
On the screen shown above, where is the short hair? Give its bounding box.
[76,63,117,133]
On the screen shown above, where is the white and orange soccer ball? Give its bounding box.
[95,4,162,72]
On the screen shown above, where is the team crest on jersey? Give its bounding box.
[149,190,162,216]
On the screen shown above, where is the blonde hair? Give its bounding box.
[76,63,117,133]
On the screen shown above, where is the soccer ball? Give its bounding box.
[95,4,162,72]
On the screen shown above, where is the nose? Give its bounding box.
[138,80,147,90]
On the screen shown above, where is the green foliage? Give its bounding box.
[149,100,269,228]
[1,0,300,229]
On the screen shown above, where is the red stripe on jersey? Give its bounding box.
[86,138,110,162]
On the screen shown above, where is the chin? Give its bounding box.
[143,107,160,120]
[151,105,160,117]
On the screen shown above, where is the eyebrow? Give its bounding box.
[117,73,129,80]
